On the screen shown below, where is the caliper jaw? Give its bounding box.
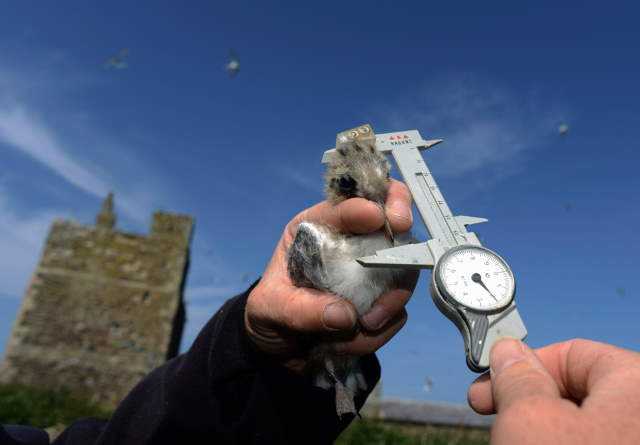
[356,242,435,269]
[355,231,484,270]
[455,216,488,228]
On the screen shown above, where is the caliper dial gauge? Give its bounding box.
[431,245,522,372]
[435,246,515,312]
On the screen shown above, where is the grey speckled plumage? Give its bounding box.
[287,124,414,417]
[324,125,390,205]
[289,222,412,316]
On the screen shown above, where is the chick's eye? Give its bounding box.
[338,174,357,192]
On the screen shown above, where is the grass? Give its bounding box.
[0,383,111,429]
[336,419,490,445]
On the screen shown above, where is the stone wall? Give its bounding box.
[0,200,193,409]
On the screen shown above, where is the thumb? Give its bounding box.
[248,279,358,333]
[491,338,561,412]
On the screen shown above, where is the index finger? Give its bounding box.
[468,338,640,414]
[286,179,414,238]
[537,339,640,410]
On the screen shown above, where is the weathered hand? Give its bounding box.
[245,179,419,373]
[468,338,640,445]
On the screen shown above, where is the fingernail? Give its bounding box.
[322,302,356,331]
[362,305,389,330]
[389,200,412,224]
[490,337,526,376]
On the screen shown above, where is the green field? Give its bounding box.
[336,420,490,445]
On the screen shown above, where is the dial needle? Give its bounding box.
[471,273,498,302]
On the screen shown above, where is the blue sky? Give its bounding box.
[0,1,638,404]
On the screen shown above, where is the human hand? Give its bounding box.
[467,338,640,445]
[245,179,419,373]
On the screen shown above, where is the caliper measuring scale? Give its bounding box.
[322,128,527,372]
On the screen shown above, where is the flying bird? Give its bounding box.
[558,123,569,136]
[104,49,129,69]
[225,50,240,77]
[423,376,435,393]
[287,124,413,416]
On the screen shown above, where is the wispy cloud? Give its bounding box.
[0,52,174,228]
[0,188,58,298]
[0,48,179,283]
[0,106,112,197]
[273,162,324,194]
[376,76,565,184]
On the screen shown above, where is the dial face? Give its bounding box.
[436,246,515,311]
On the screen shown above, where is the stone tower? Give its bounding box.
[0,194,193,408]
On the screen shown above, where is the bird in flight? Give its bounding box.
[225,50,240,77]
[558,122,569,136]
[423,375,435,393]
[104,49,129,69]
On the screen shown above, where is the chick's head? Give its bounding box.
[325,140,391,205]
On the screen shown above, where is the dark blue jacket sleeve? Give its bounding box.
[2,284,380,445]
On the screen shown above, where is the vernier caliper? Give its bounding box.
[322,127,527,372]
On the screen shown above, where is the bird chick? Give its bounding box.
[325,125,390,205]
[325,124,394,245]
[287,124,413,416]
